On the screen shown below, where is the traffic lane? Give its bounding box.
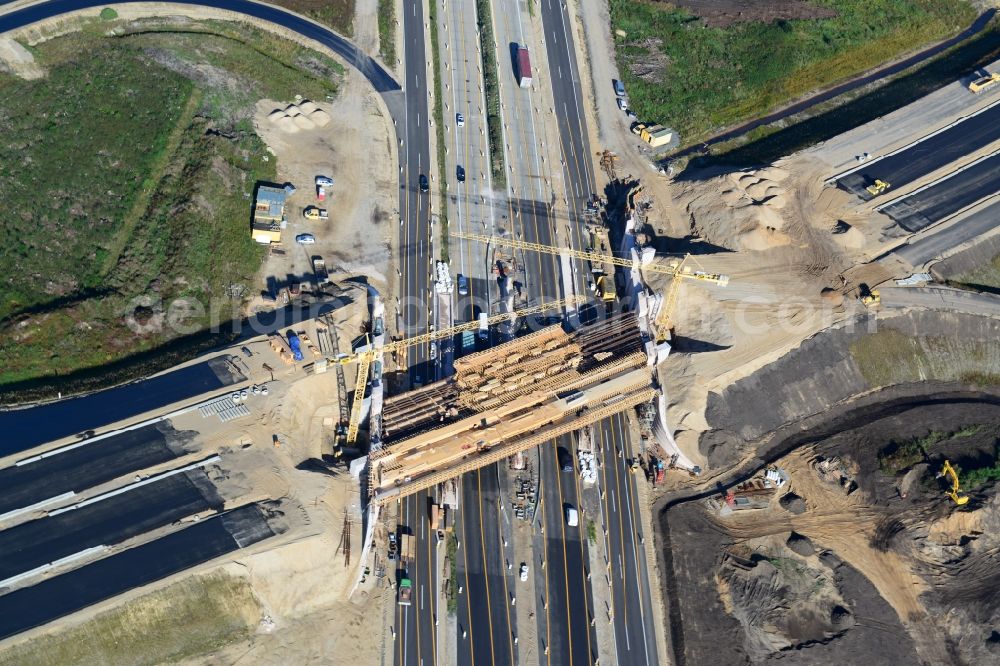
[881,151,1000,232]
[0,503,273,641]
[442,0,491,324]
[0,356,243,457]
[540,0,596,202]
[478,465,516,666]
[0,421,191,517]
[0,470,223,583]
[537,439,575,666]
[603,414,657,665]
[415,490,438,666]
[400,0,431,381]
[836,102,1000,199]
[0,0,398,91]
[595,419,631,662]
[457,470,493,666]
[553,435,598,666]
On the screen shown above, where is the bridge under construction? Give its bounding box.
[368,313,658,504]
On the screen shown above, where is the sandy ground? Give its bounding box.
[0,36,44,78]
[251,74,397,306]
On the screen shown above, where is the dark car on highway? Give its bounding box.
[457,165,465,183]
[557,446,573,473]
[419,174,429,193]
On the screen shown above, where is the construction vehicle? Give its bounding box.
[595,275,616,302]
[312,256,329,284]
[303,207,328,220]
[286,331,304,361]
[940,460,970,506]
[968,71,1000,93]
[338,295,585,443]
[399,533,415,562]
[865,179,890,196]
[859,283,881,308]
[397,578,412,606]
[515,45,532,88]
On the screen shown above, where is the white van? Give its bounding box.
[478,313,489,341]
[565,506,578,527]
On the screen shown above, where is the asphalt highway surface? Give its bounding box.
[596,413,659,665]
[533,435,598,666]
[892,198,1000,267]
[836,101,1000,200]
[0,356,243,456]
[456,465,516,666]
[0,421,190,517]
[880,150,1000,232]
[396,0,433,388]
[395,489,441,666]
[0,470,222,583]
[0,503,273,640]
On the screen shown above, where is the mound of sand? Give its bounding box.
[299,100,318,114]
[285,103,302,116]
[293,114,316,130]
[268,109,286,124]
[310,109,331,127]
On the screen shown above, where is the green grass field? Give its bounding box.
[0,24,341,393]
[611,0,977,145]
[954,253,1000,290]
[0,573,260,666]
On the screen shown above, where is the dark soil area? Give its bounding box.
[661,502,918,666]
[663,0,836,28]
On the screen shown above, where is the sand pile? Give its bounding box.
[268,99,331,134]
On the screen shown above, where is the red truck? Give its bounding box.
[516,46,532,88]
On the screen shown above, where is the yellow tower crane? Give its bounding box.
[337,295,587,443]
[450,231,730,342]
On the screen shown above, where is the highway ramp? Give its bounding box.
[880,151,1000,233]
[836,102,1000,200]
[0,503,273,641]
[0,421,194,518]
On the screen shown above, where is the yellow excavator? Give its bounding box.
[941,460,970,506]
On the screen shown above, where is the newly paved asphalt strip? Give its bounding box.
[0,356,243,456]
[0,469,222,584]
[892,198,1000,267]
[836,101,1000,200]
[880,150,1000,232]
[0,503,273,641]
[0,421,191,517]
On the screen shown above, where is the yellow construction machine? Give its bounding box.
[969,71,1000,93]
[865,179,890,197]
[941,460,970,506]
[859,283,880,308]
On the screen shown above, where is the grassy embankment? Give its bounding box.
[0,22,342,400]
[377,0,396,64]
[954,253,1000,291]
[429,0,450,262]
[269,0,355,36]
[0,573,260,666]
[475,0,507,189]
[611,0,976,148]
